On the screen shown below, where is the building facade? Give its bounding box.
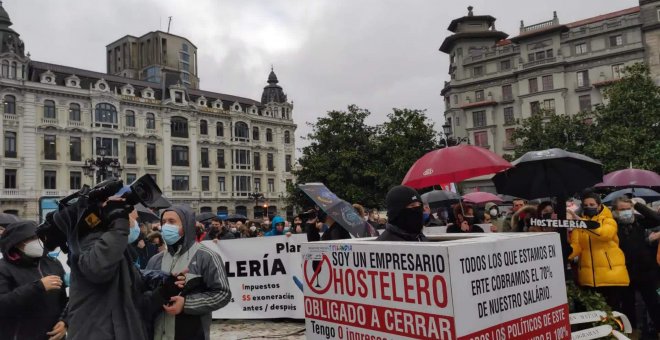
[0,4,296,220]
[441,2,660,161]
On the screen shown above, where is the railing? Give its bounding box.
[521,18,558,33]
[43,190,60,196]
[68,120,85,127]
[42,118,58,125]
[523,57,557,69]
[125,126,137,133]
[145,128,157,135]
[171,191,193,197]
[202,192,214,198]
[0,189,23,197]
[3,113,18,121]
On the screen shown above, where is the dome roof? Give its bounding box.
[261,67,287,104]
[0,2,25,57]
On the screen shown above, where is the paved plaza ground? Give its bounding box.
[210,319,305,339]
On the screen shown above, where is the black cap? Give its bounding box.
[386,185,422,223]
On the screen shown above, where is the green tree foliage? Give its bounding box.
[511,110,593,158]
[291,106,439,209]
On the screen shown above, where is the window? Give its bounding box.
[69,137,81,161]
[528,53,535,62]
[1,61,7,77]
[9,62,16,79]
[171,116,189,138]
[546,49,554,58]
[201,176,210,192]
[475,90,484,102]
[44,135,57,160]
[285,155,292,172]
[473,66,483,77]
[610,35,623,47]
[172,145,189,166]
[216,122,224,137]
[234,122,249,141]
[579,95,592,112]
[500,60,511,71]
[535,51,545,60]
[172,175,189,191]
[253,152,261,171]
[3,95,15,114]
[472,111,486,128]
[125,110,135,127]
[44,171,57,190]
[94,103,117,126]
[200,120,208,135]
[218,177,226,192]
[505,128,516,148]
[95,137,119,157]
[4,169,16,189]
[252,126,260,140]
[254,178,262,192]
[126,173,137,184]
[201,148,209,168]
[234,176,251,193]
[126,142,136,164]
[234,149,251,170]
[147,143,157,165]
[528,78,538,94]
[612,64,624,79]
[473,131,488,148]
[267,153,274,171]
[146,113,156,130]
[503,107,515,125]
[65,103,81,122]
[174,91,183,104]
[148,173,157,185]
[577,71,589,87]
[266,129,273,142]
[284,131,291,144]
[542,75,553,91]
[543,99,556,114]
[44,100,56,119]
[530,101,541,116]
[4,131,16,158]
[217,149,225,169]
[453,95,458,104]
[70,172,82,190]
[502,85,513,101]
[268,178,275,192]
[575,43,587,55]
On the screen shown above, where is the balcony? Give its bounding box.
[523,57,557,69]
[145,128,157,135]
[125,126,137,134]
[43,190,61,197]
[3,113,18,121]
[42,118,59,125]
[170,191,194,198]
[0,189,27,198]
[202,192,215,198]
[67,120,85,128]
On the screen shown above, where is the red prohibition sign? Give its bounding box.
[304,254,333,295]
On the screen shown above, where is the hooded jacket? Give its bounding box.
[569,205,629,287]
[0,221,67,340]
[146,205,231,340]
[616,203,660,284]
[264,216,285,236]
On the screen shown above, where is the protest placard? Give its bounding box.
[302,233,571,340]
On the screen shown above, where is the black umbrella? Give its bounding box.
[0,213,20,227]
[196,212,218,222]
[226,214,247,222]
[421,190,461,209]
[150,195,172,209]
[603,188,660,204]
[135,203,160,223]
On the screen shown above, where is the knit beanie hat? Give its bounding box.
[386,185,422,223]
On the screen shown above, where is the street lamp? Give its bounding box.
[441,122,470,148]
[82,146,123,184]
[248,192,265,218]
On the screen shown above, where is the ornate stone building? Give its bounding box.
[0,4,296,220]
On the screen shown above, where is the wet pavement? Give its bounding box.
[211,319,305,339]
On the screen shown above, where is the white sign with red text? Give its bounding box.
[302,233,570,340]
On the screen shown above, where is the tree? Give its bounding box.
[511,110,593,158]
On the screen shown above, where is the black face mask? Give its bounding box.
[583,207,599,218]
[393,206,424,234]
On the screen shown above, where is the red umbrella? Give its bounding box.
[463,192,503,205]
[595,168,660,189]
[402,145,512,189]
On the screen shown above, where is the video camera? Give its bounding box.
[37,174,164,252]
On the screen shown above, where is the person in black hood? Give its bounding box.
[376,186,427,242]
[0,220,68,340]
[146,205,232,340]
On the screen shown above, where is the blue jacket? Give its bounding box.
[265,216,285,236]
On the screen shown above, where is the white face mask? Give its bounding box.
[489,209,498,217]
[23,239,44,258]
[230,227,237,233]
[249,226,257,232]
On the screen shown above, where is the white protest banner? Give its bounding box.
[206,234,305,319]
[302,232,571,340]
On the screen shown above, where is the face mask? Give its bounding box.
[617,210,635,224]
[161,223,182,245]
[283,227,290,233]
[128,220,140,244]
[583,207,599,218]
[22,239,44,258]
[230,227,237,233]
[48,250,61,259]
[542,213,553,219]
[250,226,257,232]
[393,206,424,234]
[489,209,498,217]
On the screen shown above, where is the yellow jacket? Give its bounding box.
[568,205,629,287]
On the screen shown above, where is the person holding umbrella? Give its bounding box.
[568,191,629,310]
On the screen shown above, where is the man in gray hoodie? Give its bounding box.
[147,205,232,340]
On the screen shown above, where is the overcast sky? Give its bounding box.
[6,0,637,151]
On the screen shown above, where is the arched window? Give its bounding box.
[252,126,260,141]
[235,206,248,217]
[200,119,208,135]
[217,206,228,218]
[171,116,188,138]
[216,122,224,137]
[10,62,16,79]
[44,100,56,119]
[1,61,7,77]
[94,103,117,126]
[284,131,290,144]
[69,103,81,121]
[125,110,135,127]
[146,113,156,130]
[266,128,273,142]
[4,95,15,114]
[200,206,212,213]
[234,122,249,141]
